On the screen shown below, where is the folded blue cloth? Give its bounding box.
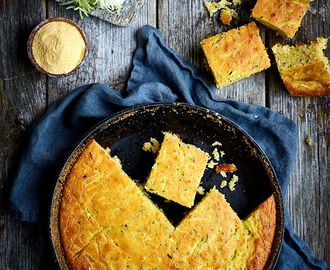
[9,25,328,269]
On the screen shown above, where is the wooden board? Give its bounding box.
[0,0,328,269]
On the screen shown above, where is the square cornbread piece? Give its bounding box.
[145,132,209,208]
[201,22,271,88]
[272,37,330,97]
[251,0,310,38]
[62,140,174,269]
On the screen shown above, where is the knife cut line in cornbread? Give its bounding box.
[60,139,276,269]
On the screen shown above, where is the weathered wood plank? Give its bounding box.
[47,0,157,104]
[0,1,49,269]
[267,0,329,263]
[158,0,266,105]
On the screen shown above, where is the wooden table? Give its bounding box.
[0,1,328,268]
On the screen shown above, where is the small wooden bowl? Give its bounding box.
[27,17,88,78]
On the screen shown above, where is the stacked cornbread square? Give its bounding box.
[251,0,311,38]
[201,22,271,88]
[272,37,330,97]
[145,132,209,208]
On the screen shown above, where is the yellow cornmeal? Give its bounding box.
[32,21,86,74]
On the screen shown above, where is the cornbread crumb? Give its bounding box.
[105,147,110,155]
[251,0,311,38]
[305,138,311,146]
[142,137,160,154]
[220,180,227,188]
[204,0,231,17]
[220,151,225,157]
[228,175,239,191]
[112,155,122,169]
[207,160,218,169]
[232,0,241,5]
[201,22,270,88]
[212,141,222,146]
[220,171,227,177]
[220,8,237,25]
[212,148,220,161]
[196,186,205,195]
[145,132,209,208]
[272,37,330,97]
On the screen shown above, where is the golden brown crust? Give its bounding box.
[61,140,174,269]
[272,38,330,97]
[59,188,102,266]
[60,140,277,270]
[145,132,209,208]
[251,0,310,38]
[245,195,277,270]
[200,22,270,88]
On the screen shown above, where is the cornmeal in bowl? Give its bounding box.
[60,139,277,270]
[251,0,311,38]
[201,22,270,88]
[272,37,330,97]
[145,132,209,208]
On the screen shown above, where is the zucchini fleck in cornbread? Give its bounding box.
[61,140,174,269]
[251,0,311,38]
[60,139,277,270]
[201,22,271,88]
[145,132,209,208]
[272,37,330,97]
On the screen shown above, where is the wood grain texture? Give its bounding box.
[0,0,328,269]
[158,0,266,105]
[0,1,50,269]
[47,0,156,104]
[267,0,329,263]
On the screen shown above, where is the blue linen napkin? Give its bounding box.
[9,25,328,269]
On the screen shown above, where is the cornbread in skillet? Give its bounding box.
[251,0,311,38]
[60,139,277,269]
[60,140,174,269]
[272,37,330,97]
[145,132,209,208]
[164,188,248,269]
[200,22,271,88]
[221,195,276,269]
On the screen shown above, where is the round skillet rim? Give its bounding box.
[49,102,284,270]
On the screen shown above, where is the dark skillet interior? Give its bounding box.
[50,103,284,270]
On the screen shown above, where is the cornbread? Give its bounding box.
[32,21,86,74]
[145,132,209,208]
[220,8,238,25]
[142,137,160,154]
[164,189,245,269]
[60,140,277,269]
[204,0,231,17]
[61,140,174,268]
[228,174,239,191]
[201,22,271,88]
[251,0,311,38]
[272,37,330,97]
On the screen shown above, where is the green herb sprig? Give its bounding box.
[59,0,123,18]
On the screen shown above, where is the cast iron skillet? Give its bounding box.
[50,103,284,270]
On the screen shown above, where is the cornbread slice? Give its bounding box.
[251,0,311,38]
[201,22,271,88]
[62,140,174,268]
[145,132,209,208]
[272,37,330,97]
[164,189,248,269]
[59,188,103,265]
[221,195,276,269]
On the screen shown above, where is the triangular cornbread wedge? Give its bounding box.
[61,139,277,270]
[145,132,209,208]
[62,140,174,268]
